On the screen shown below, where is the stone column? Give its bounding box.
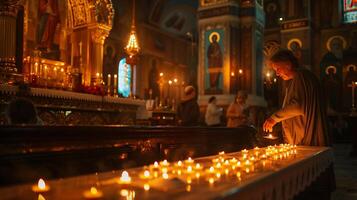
[0,0,21,82]
[90,26,109,85]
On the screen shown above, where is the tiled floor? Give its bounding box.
[332,144,357,200]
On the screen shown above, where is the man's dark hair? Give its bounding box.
[270,49,300,69]
[208,96,216,103]
[7,98,38,124]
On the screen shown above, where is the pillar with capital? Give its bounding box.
[90,26,110,86]
[0,0,23,83]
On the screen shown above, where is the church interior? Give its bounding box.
[0,0,357,199]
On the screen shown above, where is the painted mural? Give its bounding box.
[205,29,224,93]
[343,0,357,23]
[118,58,132,97]
[24,0,66,60]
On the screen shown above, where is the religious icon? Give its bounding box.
[287,39,302,59]
[37,0,60,52]
[327,36,347,59]
[207,32,223,90]
[323,65,341,111]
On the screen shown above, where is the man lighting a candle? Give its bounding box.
[262,50,334,199]
[263,50,330,146]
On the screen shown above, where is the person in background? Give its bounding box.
[177,86,200,126]
[205,96,223,126]
[6,98,43,125]
[226,90,249,127]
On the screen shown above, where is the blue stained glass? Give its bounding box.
[118,58,131,97]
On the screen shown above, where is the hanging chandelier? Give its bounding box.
[125,0,140,57]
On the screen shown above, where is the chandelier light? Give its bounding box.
[125,0,140,56]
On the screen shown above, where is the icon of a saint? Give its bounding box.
[207,32,223,90]
[37,0,60,52]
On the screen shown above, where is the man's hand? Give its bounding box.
[263,117,277,132]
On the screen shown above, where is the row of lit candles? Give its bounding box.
[32,144,297,199]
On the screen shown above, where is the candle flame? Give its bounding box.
[187,166,192,172]
[209,166,215,172]
[209,178,215,184]
[154,161,159,167]
[120,171,131,183]
[144,170,150,178]
[144,183,150,191]
[162,173,169,179]
[177,160,182,166]
[38,179,46,189]
[90,187,98,194]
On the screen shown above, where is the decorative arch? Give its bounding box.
[263,40,280,58]
[67,0,114,29]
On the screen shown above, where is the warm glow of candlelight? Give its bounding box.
[83,186,103,199]
[38,194,46,200]
[236,171,241,178]
[162,173,169,179]
[187,166,193,173]
[144,183,150,191]
[32,178,50,193]
[160,72,164,77]
[38,179,46,190]
[177,161,183,166]
[186,185,192,192]
[209,178,215,184]
[143,170,150,179]
[209,166,215,173]
[187,177,192,184]
[154,161,159,168]
[119,171,131,184]
[160,160,169,166]
[186,157,194,163]
[90,187,98,194]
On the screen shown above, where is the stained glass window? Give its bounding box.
[118,58,131,97]
[343,0,357,23]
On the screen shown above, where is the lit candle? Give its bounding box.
[32,178,50,193]
[144,183,150,191]
[176,160,183,167]
[236,171,241,179]
[208,177,215,185]
[118,171,131,184]
[140,170,151,179]
[185,157,194,164]
[162,173,169,179]
[186,166,193,173]
[160,160,169,167]
[107,74,111,86]
[83,187,103,199]
[113,74,118,95]
[195,163,202,170]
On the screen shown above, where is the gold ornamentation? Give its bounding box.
[91,27,110,44]
[287,38,302,50]
[326,35,347,52]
